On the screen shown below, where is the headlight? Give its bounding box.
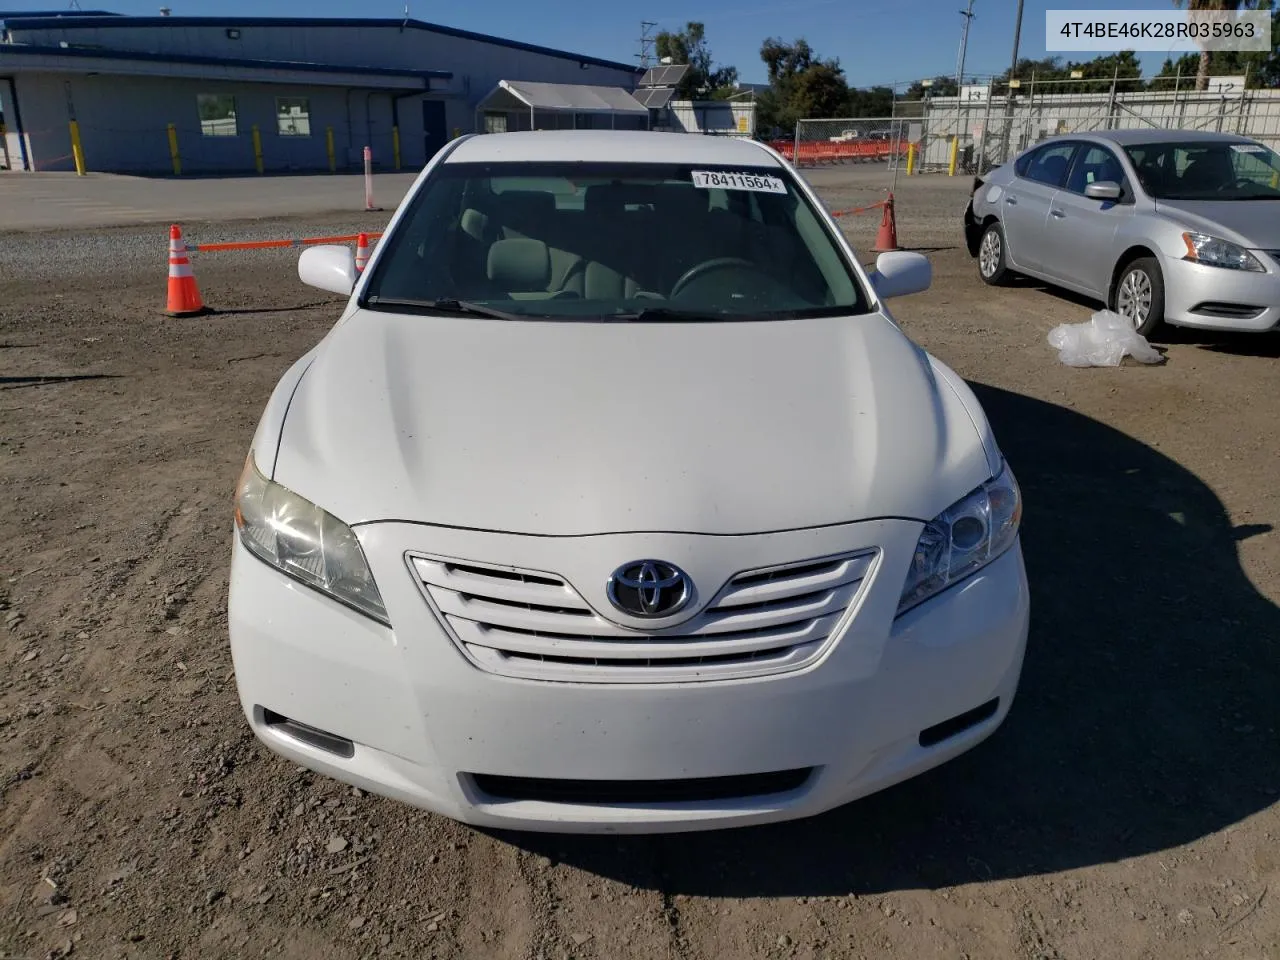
[234,452,389,625]
[898,460,1022,615]
[1181,232,1264,272]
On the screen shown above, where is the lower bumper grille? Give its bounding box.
[410,550,877,684]
[1189,301,1266,320]
[470,768,814,805]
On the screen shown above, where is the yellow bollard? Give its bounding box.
[167,123,182,176]
[326,126,336,173]
[252,124,264,174]
[392,125,401,171]
[69,120,86,176]
[947,135,959,177]
[906,142,917,176]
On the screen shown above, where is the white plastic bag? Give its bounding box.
[1047,309,1163,367]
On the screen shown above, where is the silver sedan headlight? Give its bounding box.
[234,453,389,625]
[898,460,1022,615]
[1181,232,1265,272]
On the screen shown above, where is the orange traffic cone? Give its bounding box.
[355,232,370,273]
[872,192,900,252]
[165,224,210,317]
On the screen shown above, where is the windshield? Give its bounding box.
[360,160,871,320]
[1123,140,1280,201]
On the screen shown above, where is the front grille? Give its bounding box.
[470,768,814,805]
[410,549,877,684]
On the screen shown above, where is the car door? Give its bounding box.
[1039,143,1133,295]
[1001,140,1080,273]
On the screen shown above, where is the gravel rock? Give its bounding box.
[326,836,349,854]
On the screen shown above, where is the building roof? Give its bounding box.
[480,80,649,116]
[446,129,782,166]
[0,9,119,17]
[0,42,448,87]
[0,13,641,74]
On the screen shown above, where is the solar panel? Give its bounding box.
[638,63,690,88]
[634,87,675,109]
[658,63,690,86]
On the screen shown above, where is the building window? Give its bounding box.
[483,112,508,134]
[276,97,311,137]
[197,94,237,137]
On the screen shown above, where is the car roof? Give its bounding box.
[1032,128,1260,149]
[443,130,782,166]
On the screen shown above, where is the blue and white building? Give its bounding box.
[0,10,644,174]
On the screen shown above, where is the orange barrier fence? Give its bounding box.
[828,200,886,219]
[186,231,383,253]
[770,138,910,166]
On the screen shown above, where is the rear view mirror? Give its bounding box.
[299,245,357,296]
[1085,180,1122,200]
[869,251,931,300]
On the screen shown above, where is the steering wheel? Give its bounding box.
[1220,176,1257,193]
[669,257,759,301]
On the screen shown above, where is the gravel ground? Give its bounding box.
[1,172,1278,960]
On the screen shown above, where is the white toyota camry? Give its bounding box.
[228,129,1030,834]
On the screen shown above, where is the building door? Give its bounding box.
[423,100,447,162]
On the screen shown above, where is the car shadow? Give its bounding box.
[1154,327,1280,358]
[1003,275,1103,312]
[487,383,1280,896]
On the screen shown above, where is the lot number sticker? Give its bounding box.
[692,170,787,193]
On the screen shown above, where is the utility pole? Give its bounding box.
[956,0,976,89]
[637,21,658,70]
[1008,0,1025,81]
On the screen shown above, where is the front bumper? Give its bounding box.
[227,519,1030,834]
[1163,253,1280,332]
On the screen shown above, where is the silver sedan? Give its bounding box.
[963,129,1280,336]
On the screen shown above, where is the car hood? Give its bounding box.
[1154,199,1280,248]
[271,309,993,536]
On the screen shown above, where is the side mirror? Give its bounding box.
[1084,180,1122,200]
[298,244,357,295]
[869,251,931,300]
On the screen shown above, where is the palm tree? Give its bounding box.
[1172,0,1256,90]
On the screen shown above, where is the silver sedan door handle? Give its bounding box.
[1050,209,1066,218]
[1005,196,1018,205]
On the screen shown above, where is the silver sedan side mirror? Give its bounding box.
[1084,180,1122,201]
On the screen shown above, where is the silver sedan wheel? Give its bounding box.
[1116,267,1152,329]
[979,229,1002,278]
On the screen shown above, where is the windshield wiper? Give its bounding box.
[609,306,755,322]
[363,296,526,322]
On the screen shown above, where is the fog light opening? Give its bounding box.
[918,698,1000,748]
[259,707,355,759]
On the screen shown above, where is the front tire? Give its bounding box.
[978,221,1010,285]
[1111,257,1165,338]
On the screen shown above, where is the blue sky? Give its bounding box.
[92,0,1192,88]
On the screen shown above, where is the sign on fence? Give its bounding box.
[960,85,990,104]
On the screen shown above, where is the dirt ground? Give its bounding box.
[1,179,1278,960]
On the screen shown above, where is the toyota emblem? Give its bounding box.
[606,560,692,619]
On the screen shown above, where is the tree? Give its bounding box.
[755,37,850,135]
[997,51,1142,93]
[903,76,960,101]
[1171,1,1267,90]
[1155,7,1279,88]
[849,85,895,116]
[654,22,739,100]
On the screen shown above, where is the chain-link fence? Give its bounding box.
[780,117,909,171]
[793,75,1280,179]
